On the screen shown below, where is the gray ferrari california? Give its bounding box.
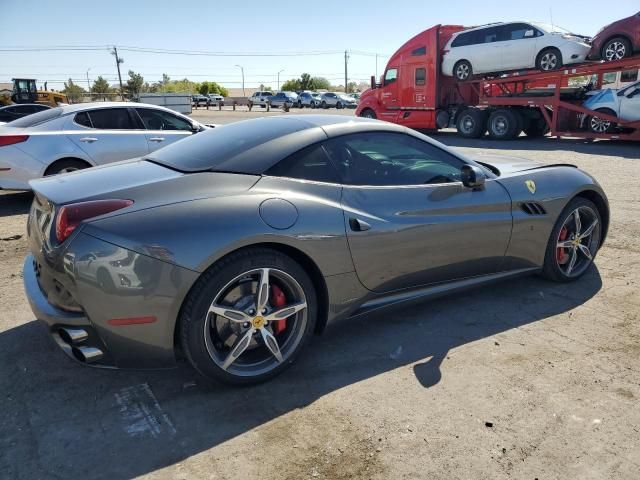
[23,115,608,384]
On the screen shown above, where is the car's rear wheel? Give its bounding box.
[536,48,563,71]
[321,100,327,109]
[453,60,472,81]
[44,158,90,176]
[542,197,602,282]
[602,37,632,62]
[487,109,520,140]
[180,248,317,385]
[456,108,487,138]
[587,108,617,134]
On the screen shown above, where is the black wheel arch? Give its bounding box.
[601,34,633,55]
[575,189,609,245]
[44,157,92,176]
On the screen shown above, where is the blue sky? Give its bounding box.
[1,0,638,91]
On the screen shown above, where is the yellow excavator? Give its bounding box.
[0,78,67,107]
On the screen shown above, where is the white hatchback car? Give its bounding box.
[0,102,205,190]
[583,81,640,133]
[443,22,592,81]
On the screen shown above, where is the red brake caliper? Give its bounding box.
[557,226,569,264]
[270,284,288,334]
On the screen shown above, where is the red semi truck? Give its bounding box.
[356,24,640,141]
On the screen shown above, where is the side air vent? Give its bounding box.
[521,202,547,216]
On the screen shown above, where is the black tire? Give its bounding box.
[180,248,317,385]
[602,37,632,62]
[586,108,617,134]
[44,158,90,176]
[359,108,377,119]
[336,102,343,109]
[524,117,550,137]
[453,60,473,81]
[541,197,602,282]
[456,108,487,138]
[311,102,317,109]
[487,109,520,140]
[321,100,327,109]
[536,48,563,71]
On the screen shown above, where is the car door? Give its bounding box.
[67,108,150,165]
[500,23,540,70]
[469,26,504,74]
[619,82,640,121]
[380,68,400,109]
[325,131,513,293]
[134,108,195,152]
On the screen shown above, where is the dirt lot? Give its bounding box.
[1,110,639,479]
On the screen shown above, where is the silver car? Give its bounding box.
[320,92,357,109]
[297,92,323,108]
[0,102,204,190]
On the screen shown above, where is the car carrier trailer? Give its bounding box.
[356,24,640,141]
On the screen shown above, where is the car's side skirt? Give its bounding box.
[350,267,540,319]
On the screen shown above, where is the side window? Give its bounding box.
[415,68,426,86]
[323,132,465,186]
[87,108,134,130]
[481,27,500,44]
[74,111,93,128]
[621,70,639,83]
[137,109,192,131]
[411,46,426,56]
[384,68,398,86]
[502,23,536,40]
[452,31,470,48]
[602,72,617,85]
[266,143,340,184]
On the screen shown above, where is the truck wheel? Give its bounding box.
[524,118,549,137]
[536,48,562,71]
[359,108,376,119]
[487,109,520,140]
[453,60,472,81]
[602,37,631,61]
[586,108,617,134]
[456,108,487,138]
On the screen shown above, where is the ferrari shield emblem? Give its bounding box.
[525,180,536,194]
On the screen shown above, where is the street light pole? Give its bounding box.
[235,65,245,97]
[277,69,284,91]
[86,68,91,99]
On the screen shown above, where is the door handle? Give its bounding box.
[349,217,371,232]
[79,137,98,143]
[149,137,165,142]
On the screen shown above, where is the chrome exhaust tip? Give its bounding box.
[72,346,103,363]
[58,327,88,345]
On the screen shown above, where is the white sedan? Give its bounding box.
[443,22,592,81]
[0,102,205,190]
[583,81,640,133]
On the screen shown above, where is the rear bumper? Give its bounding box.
[0,145,44,190]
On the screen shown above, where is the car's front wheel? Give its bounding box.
[542,197,602,282]
[602,37,632,61]
[536,48,563,71]
[587,108,617,134]
[180,248,317,385]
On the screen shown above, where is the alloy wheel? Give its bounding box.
[590,116,612,133]
[556,206,600,278]
[203,268,308,377]
[540,52,558,71]
[456,63,470,80]
[604,41,627,61]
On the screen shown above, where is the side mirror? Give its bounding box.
[370,75,377,90]
[461,165,486,189]
[191,123,201,133]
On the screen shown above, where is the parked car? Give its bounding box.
[207,94,224,106]
[0,102,205,190]
[0,104,51,123]
[589,12,640,61]
[192,95,210,107]
[297,91,323,108]
[24,115,608,384]
[268,91,298,108]
[320,92,357,108]
[248,91,273,108]
[443,22,592,81]
[583,80,640,133]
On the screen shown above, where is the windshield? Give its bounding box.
[7,107,63,128]
[532,22,571,34]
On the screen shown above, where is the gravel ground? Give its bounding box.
[1,111,638,479]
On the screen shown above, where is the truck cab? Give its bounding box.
[356,25,472,130]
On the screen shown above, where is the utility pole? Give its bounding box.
[111,46,125,100]
[344,50,348,92]
[235,64,245,97]
[375,54,378,79]
[277,69,284,91]
[86,68,91,97]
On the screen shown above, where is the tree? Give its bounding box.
[311,77,331,90]
[62,78,86,103]
[299,73,315,91]
[280,79,301,92]
[199,83,209,96]
[91,76,112,101]
[346,81,358,93]
[126,70,145,100]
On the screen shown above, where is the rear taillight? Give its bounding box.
[0,135,29,147]
[55,199,133,243]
